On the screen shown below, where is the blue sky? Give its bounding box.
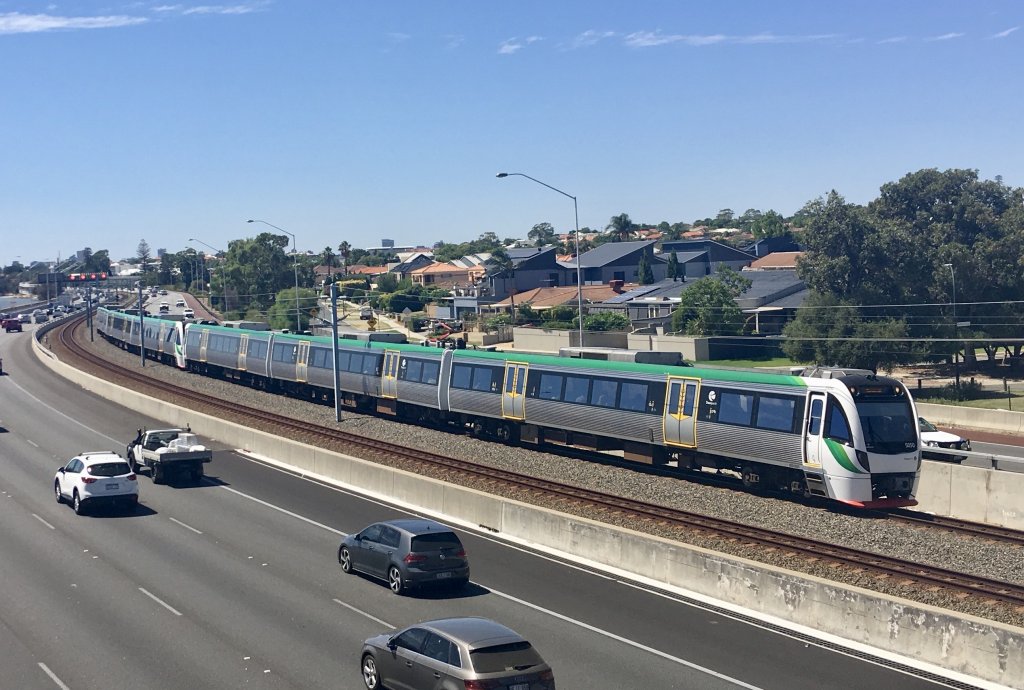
[2,1,1021,265]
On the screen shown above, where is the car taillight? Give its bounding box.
[127,474,137,481]
[539,670,554,681]
[464,680,500,690]
[455,549,466,558]
[403,553,427,565]
[82,477,98,484]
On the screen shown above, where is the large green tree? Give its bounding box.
[605,213,634,242]
[669,270,750,336]
[528,222,556,247]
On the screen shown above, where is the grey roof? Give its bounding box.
[761,287,810,309]
[578,240,657,268]
[606,269,805,306]
[602,284,663,304]
[660,250,706,264]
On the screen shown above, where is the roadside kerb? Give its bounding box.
[33,339,1024,687]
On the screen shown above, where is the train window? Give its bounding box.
[362,354,381,376]
[422,361,440,385]
[247,340,268,359]
[472,367,495,392]
[619,382,648,412]
[538,373,562,400]
[808,398,823,434]
[451,364,472,389]
[405,359,423,382]
[590,379,619,408]
[755,395,798,433]
[348,353,363,373]
[272,343,297,364]
[718,391,754,426]
[309,348,331,369]
[187,330,201,346]
[336,350,350,370]
[826,398,852,444]
[564,376,589,404]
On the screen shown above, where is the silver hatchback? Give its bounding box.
[360,617,555,690]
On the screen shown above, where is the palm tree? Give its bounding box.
[337,241,352,275]
[606,213,634,242]
[321,246,336,285]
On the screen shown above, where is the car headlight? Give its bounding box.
[925,441,938,447]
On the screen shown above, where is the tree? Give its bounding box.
[714,209,735,228]
[220,232,293,315]
[337,241,351,274]
[320,246,336,283]
[266,287,319,331]
[751,210,787,238]
[606,213,634,242]
[375,272,400,293]
[666,251,680,282]
[136,240,152,273]
[528,222,556,247]
[669,272,750,336]
[582,311,630,332]
[737,208,763,231]
[637,251,654,285]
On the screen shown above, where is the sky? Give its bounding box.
[2,1,1022,266]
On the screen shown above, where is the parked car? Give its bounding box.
[338,518,469,595]
[360,617,555,690]
[54,452,139,515]
[918,417,971,463]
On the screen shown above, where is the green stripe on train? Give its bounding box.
[824,438,861,474]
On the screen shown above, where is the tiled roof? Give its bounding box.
[747,251,803,269]
[492,283,636,309]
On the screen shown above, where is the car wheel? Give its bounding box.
[388,566,405,595]
[72,492,85,516]
[151,464,163,485]
[339,546,352,573]
[361,653,382,689]
[54,481,64,504]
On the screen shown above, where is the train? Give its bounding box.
[95,306,922,509]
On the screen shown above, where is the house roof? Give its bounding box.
[347,265,390,275]
[492,283,635,309]
[578,240,657,268]
[746,251,803,270]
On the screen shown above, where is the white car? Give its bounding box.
[918,417,971,463]
[175,299,186,308]
[182,308,195,318]
[54,452,139,515]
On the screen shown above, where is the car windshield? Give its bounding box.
[89,462,131,477]
[410,532,462,552]
[918,417,938,433]
[469,641,544,673]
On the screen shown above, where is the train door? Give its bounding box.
[501,362,528,420]
[438,349,454,411]
[803,392,826,468]
[381,350,400,399]
[199,328,209,362]
[663,377,699,447]
[238,334,249,371]
[296,341,310,382]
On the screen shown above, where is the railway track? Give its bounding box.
[53,316,1024,611]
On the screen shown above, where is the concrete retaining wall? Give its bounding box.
[915,461,1024,529]
[33,337,1023,687]
[919,401,1024,435]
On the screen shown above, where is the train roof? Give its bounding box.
[189,322,810,387]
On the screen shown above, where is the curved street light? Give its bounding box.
[497,172,584,348]
[248,219,301,333]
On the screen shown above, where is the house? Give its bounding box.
[657,238,755,276]
[490,282,633,312]
[746,251,803,270]
[408,261,486,289]
[388,253,435,281]
[576,240,667,285]
[743,235,802,257]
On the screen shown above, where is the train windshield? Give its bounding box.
[856,399,917,454]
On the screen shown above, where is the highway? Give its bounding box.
[0,325,994,689]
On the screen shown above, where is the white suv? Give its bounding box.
[54,452,139,515]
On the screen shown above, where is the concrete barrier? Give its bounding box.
[918,401,1024,435]
[32,339,1024,687]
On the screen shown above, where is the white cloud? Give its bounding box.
[182,4,265,15]
[735,32,837,44]
[444,34,464,50]
[152,4,183,11]
[0,11,147,34]
[990,26,1019,39]
[877,36,908,44]
[925,32,964,41]
[498,38,522,54]
[569,30,616,49]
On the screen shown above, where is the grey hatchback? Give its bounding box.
[338,519,469,595]
[361,617,555,690]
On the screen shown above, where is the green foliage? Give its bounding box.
[751,210,786,238]
[433,232,504,262]
[375,273,400,293]
[266,287,319,331]
[582,311,630,332]
[605,213,634,242]
[670,272,750,336]
[334,278,370,298]
[637,252,654,284]
[666,251,680,281]
[221,233,293,315]
[484,313,512,330]
[528,222,556,247]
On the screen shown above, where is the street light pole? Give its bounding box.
[248,219,301,333]
[496,172,584,348]
[944,262,960,390]
[189,238,228,314]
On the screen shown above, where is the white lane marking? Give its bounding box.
[219,485,345,536]
[27,439,39,448]
[32,513,56,530]
[138,587,183,616]
[38,662,70,690]
[332,599,395,630]
[488,587,764,689]
[169,517,203,534]
[3,378,123,446]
